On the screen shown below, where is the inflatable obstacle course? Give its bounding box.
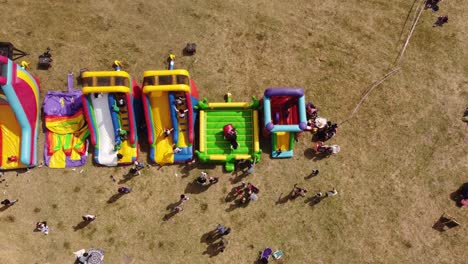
[263,88,307,158]
[196,94,261,172]
[0,55,40,170]
[81,70,139,166]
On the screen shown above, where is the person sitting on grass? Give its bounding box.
[36,221,49,235]
[197,172,208,185]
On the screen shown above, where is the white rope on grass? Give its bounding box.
[340,0,426,125]
[395,0,427,65]
[340,67,401,125]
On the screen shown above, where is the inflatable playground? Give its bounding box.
[0,55,40,170]
[81,68,139,166]
[142,55,199,165]
[0,55,321,171]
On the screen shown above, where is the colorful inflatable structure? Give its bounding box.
[43,74,89,168]
[263,88,307,158]
[196,94,261,172]
[81,70,139,166]
[141,60,198,165]
[0,56,40,170]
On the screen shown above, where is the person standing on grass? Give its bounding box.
[327,188,338,197]
[180,194,189,203]
[216,224,231,236]
[292,184,308,198]
[82,214,96,221]
[118,187,132,194]
[433,15,448,27]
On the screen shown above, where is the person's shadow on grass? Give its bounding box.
[107,193,124,204]
[304,196,324,207]
[73,220,92,231]
[202,240,224,258]
[230,169,250,184]
[200,229,219,244]
[304,148,331,161]
[225,187,241,203]
[225,199,249,212]
[275,192,294,205]
[163,209,181,221]
[184,181,210,194]
[0,205,12,212]
[118,172,136,184]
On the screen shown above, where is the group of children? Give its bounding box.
[233,182,260,204]
[305,103,341,155]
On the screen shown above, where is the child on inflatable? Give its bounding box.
[223,124,239,149]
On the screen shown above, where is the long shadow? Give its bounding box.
[107,193,124,204]
[304,170,319,180]
[163,210,179,221]
[178,162,197,178]
[73,220,92,231]
[200,229,218,244]
[118,172,136,184]
[225,199,249,212]
[275,192,295,205]
[225,187,240,203]
[304,148,331,161]
[202,240,224,258]
[0,205,11,212]
[184,181,210,194]
[166,200,182,211]
[304,196,324,207]
[230,169,250,184]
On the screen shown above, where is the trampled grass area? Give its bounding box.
[0,0,467,263]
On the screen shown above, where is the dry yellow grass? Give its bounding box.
[0,0,467,263]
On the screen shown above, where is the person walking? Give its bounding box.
[1,199,18,206]
[118,187,132,194]
[82,214,96,221]
[292,184,308,198]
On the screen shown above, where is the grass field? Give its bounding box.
[0,0,467,263]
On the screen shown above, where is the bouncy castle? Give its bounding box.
[0,55,40,170]
[263,88,307,158]
[196,94,261,172]
[81,70,139,166]
[43,74,89,168]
